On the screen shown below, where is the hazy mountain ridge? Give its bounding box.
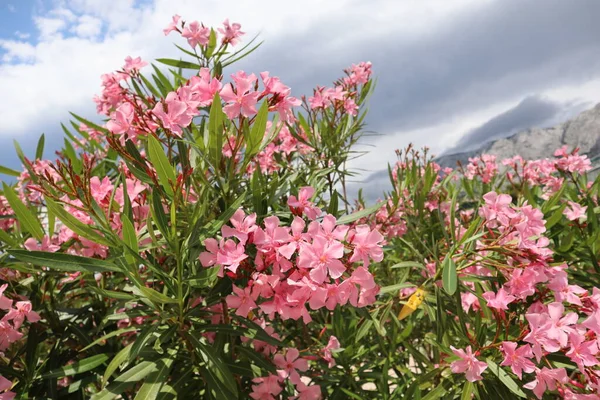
[436,103,600,169]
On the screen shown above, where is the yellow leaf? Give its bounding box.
[398,287,426,321]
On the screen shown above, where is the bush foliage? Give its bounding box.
[1,15,600,400]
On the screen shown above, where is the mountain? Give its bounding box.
[436,103,600,170]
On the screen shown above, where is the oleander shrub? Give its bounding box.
[1,14,600,400]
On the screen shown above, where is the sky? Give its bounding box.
[1,0,600,196]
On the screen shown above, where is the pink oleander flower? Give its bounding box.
[566,332,599,372]
[564,201,587,221]
[523,313,561,362]
[0,375,15,400]
[250,375,281,400]
[24,236,60,253]
[294,382,322,400]
[182,21,210,48]
[343,97,358,116]
[0,285,11,310]
[582,309,600,336]
[226,285,257,318]
[123,56,147,73]
[449,346,487,382]
[89,176,113,204]
[307,215,348,243]
[544,302,577,347]
[188,68,222,106]
[479,191,515,228]
[274,348,309,385]
[106,102,135,136]
[347,225,384,267]
[218,19,244,46]
[482,287,516,310]
[297,236,345,284]
[288,187,321,220]
[4,301,41,329]
[220,71,260,119]
[523,367,568,399]
[80,237,109,259]
[152,93,193,137]
[548,269,586,306]
[278,216,307,260]
[322,335,341,367]
[163,14,181,36]
[0,320,23,351]
[221,209,258,245]
[500,342,536,379]
[199,238,248,276]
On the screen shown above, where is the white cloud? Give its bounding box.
[71,15,103,38]
[14,31,31,40]
[0,0,482,140]
[7,3,16,13]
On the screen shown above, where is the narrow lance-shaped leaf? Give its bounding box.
[8,250,121,273]
[45,198,112,246]
[337,202,382,225]
[246,101,269,157]
[442,256,457,295]
[42,354,109,378]
[0,165,21,177]
[147,135,176,197]
[485,359,527,398]
[2,182,44,240]
[208,92,224,168]
[36,133,45,160]
[156,58,201,70]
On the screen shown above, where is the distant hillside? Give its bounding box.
[436,103,600,173]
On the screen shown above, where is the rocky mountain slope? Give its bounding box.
[436,103,600,170]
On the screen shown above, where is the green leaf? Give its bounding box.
[42,354,109,378]
[88,286,136,301]
[188,266,219,288]
[151,190,170,241]
[442,256,457,295]
[460,381,474,400]
[156,58,201,70]
[246,101,269,157]
[421,381,448,400]
[45,198,112,246]
[134,357,174,400]
[8,250,120,273]
[121,215,139,265]
[69,113,109,134]
[186,334,238,398]
[102,343,133,385]
[94,361,158,399]
[126,285,177,304]
[0,164,21,177]
[545,203,567,229]
[379,282,414,294]
[80,327,139,352]
[205,29,217,58]
[13,139,27,163]
[340,388,365,399]
[2,183,44,240]
[485,358,527,398]
[129,325,159,363]
[336,202,382,225]
[0,229,18,246]
[36,133,45,160]
[390,261,425,269]
[208,92,224,168]
[147,135,175,197]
